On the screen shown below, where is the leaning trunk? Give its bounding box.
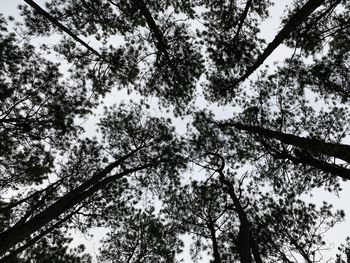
[221,121,350,164]
[0,159,153,255]
[235,0,326,84]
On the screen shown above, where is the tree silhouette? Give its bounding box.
[1,0,350,262]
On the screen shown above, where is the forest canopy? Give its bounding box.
[1,0,350,262]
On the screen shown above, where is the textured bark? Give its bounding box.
[235,0,325,84]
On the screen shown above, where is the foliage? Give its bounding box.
[1,0,350,262]
[99,209,183,263]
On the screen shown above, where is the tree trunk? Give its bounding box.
[251,233,263,263]
[216,167,253,263]
[0,147,153,254]
[209,152,262,263]
[221,121,350,164]
[0,208,77,262]
[231,0,253,44]
[235,0,325,84]
[134,0,176,73]
[220,175,253,263]
[208,218,221,263]
[24,0,101,57]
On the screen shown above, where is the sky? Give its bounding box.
[1,0,350,262]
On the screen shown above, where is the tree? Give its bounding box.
[98,208,183,263]
[1,0,350,261]
[0,102,186,254]
[1,227,92,263]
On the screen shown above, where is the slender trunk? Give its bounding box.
[0,208,77,263]
[24,0,101,58]
[231,0,253,44]
[210,152,262,263]
[220,174,252,263]
[220,121,350,164]
[0,146,152,254]
[208,218,221,263]
[134,0,177,74]
[235,0,325,84]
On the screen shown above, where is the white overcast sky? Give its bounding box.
[1,1,350,262]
